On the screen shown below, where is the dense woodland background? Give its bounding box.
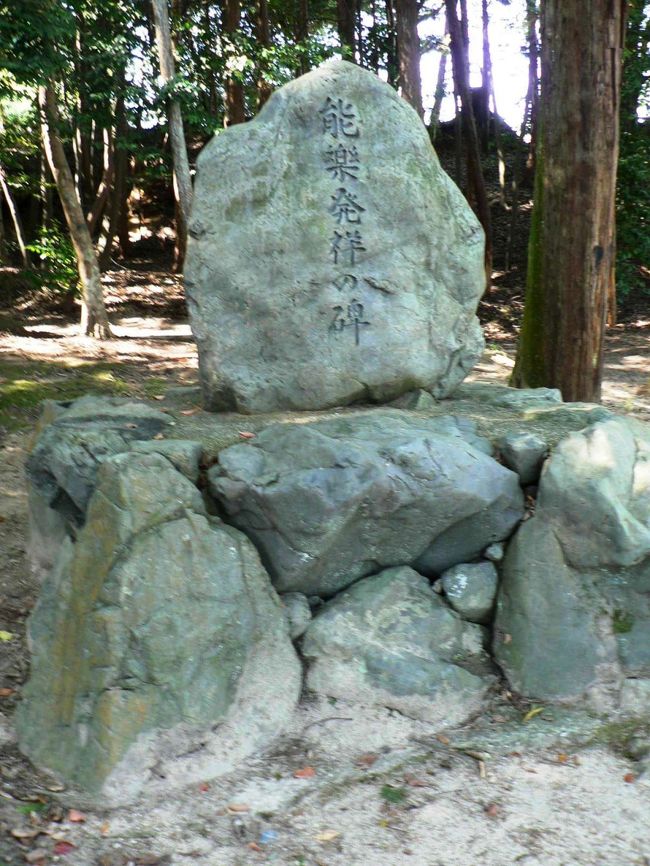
[0,0,648,401]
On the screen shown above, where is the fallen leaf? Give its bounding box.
[624,772,636,783]
[484,803,500,818]
[152,395,165,401]
[25,850,49,864]
[198,782,210,793]
[227,803,250,813]
[356,753,379,768]
[491,715,507,724]
[315,830,341,843]
[67,809,86,823]
[0,687,15,697]
[556,753,569,764]
[294,766,316,779]
[238,431,256,439]
[53,841,75,855]
[153,433,165,440]
[522,706,545,723]
[10,827,41,840]
[248,842,263,852]
[0,630,14,641]
[180,407,200,416]
[435,733,450,745]
[404,774,427,788]
[99,821,111,836]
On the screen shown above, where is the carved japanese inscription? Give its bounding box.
[320,96,371,345]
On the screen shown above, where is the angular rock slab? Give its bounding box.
[209,411,524,597]
[17,452,301,806]
[301,566,493,725]
[185,59,485,413]
[494,416,650,704]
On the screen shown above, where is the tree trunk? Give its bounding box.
[0,162,31,268]
[296,0,310,75]
[39,83,112,338]
[511,0,626,402]
[255,0,273,108]
[151,0,193,265]
[86,125,115,237]
[445,0,492,283]
[385,0,399,85]
[98,94,128,270]
[395,0,423,118]
[429,42,448,140]
[222,0,247,124]
[337,0,357,61]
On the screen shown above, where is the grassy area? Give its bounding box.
[0,360,168,431]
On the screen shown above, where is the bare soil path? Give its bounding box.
[1,266,649,866]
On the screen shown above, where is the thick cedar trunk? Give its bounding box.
[222,0,247,124]
[255,0,273,108]
[39,83,112,338]
[337,0,357,61]
[395,0,424,118]
[0,162,31,268]
[151,0,193,266]
[445,0,492,283]
[511,0,626,402]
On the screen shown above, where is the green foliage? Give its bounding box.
[379,784,407,804]
[617,127,650,300]
[26,223,79,297]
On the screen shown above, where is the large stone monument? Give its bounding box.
[185,59,485,413]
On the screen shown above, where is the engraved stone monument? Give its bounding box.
[186,61,484,412]
[185,59,486,413]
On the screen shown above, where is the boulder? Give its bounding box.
[440,561,499,624]
[185,59,485,413]
[17,452,301,805]
[281,592,312,639]
[208,411,524,597]
[301,566,492,724]
[498,431,547,486]
[494,416,650,704]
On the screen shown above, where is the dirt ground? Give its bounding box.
[1,267,650,866]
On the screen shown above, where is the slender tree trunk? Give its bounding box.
[511,0,626,401]
[337,0,357,60]
[151,0,193,266]
[395,0,424,117]
[255,0,273,108]
[445,0,492,283]
[478,0,491,149]
[385,0,399,85]
[429,43,448,140]
[0,163,31,268]
[222,0,247,124]
[296,0,310,75]
[39,83,112,338]
[86,125,115,237]
[98,94,128,269]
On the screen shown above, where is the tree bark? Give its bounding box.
[222,0,247,124]
[429,41,448,140]
[395,0,424,117]
[511,0,627,402]
[385,0,399,85]
[0,162,31,268]
[98,94,128,270]
[445,0,492,283]
[86,125,115,237]
[39,83,112,338]
[151,0,193,265]
[255,0,273,108]
[337,0,357,61]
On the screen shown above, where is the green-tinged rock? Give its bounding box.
[129,438,203,482]
[495,416,650,704]
[453,382,562,408]
[17,452,301,806]
[301,566,493,724]
[209,411,523,597]
[440,561,499,624]
[185,60,485,413]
